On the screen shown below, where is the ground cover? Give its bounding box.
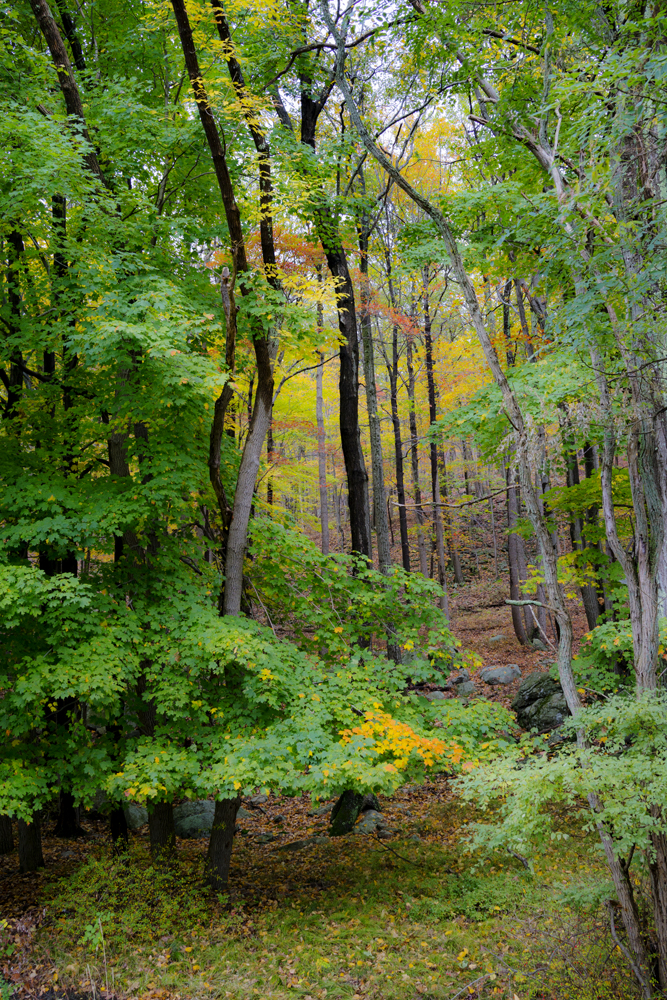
[0,777,637,1000]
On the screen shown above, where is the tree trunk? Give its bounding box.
[110,806,128,850]
[385,251,410,571]
[18,818,44,873]
[406,336,428,576]
[223,336,274,615]
[438,446,465,585]
[316,349,330,555]
[148,802,176,863]
[299,86,371,559]
[204,797,241,891]
[506,463,528,645]
[422,276,449,616]
[54,790,84,838]
[0,815,14,854]
[359,212,391,573]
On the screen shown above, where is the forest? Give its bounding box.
[2,0,667,998]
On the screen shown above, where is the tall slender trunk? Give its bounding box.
[422,276,448,616]
[316,347,330,555]
[359,212,391,573]
[506,462,529,645]
[438,446,464,585]
[171,0,276,617]
[406,336,428,576]
[385,251,410,571]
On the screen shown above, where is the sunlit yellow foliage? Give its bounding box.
[340,710,464,770]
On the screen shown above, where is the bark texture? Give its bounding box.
[18,818,44,873]
[148,802,176,862]
[204,797,241,890]
[0,815,14,854]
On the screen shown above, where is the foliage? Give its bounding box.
[456,692,667,864]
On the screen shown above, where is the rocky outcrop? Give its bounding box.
[511,671,570,732]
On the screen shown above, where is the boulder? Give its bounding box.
[308,801,335,817]
[511,671,570,732]
[455,681,477,698]
[254,832,279,844]
[249,793,269,806]
[124,803,148,830]
[488,634,507,645]
[236,806,252,819]
[479,664,521,686]
[424,690,447,701]
[174,799,215,838]
[445,669,470,689]
[353,810,392,837]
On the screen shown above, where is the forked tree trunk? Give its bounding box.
[204,797,241,891]
[0,815,14,854]
[18,818,44,873]
[148,802,176,863]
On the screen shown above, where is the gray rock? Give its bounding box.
[173,799,215,838]
[511,671,570,732]
[512,671,560,712]
[531,638,548,650]
[455,681,477,698]
[236,806,252,819]
[273,814,286,824]
[254,832,280,844]
[445,669,470,688]
[249,793,269,806]
[124,803,148,830]
[488,634,507,645]
[354,810,390,835]
[308,801,335,817]
[425,690,447,701]
[278,836,328,851]
[479,664,521,686]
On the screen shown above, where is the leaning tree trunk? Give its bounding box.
[0,815,14,854]
[204,797,241,891]
[18,817,44,873]
[148,802,176,863]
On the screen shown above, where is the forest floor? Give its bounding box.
[1,581,634,1000]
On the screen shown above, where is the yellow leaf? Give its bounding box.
[457,949,468,961]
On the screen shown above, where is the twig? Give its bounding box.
[373,832,422,867]
[604,900,650,994]
[249,582,278,637]
[447,973,491,999]
[505,598,558,613]
[527,603,558,652]
[507,847,531,870]
[390,485,510,509]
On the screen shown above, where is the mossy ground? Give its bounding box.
[0,778,638,1000]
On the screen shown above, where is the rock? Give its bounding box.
[173,799,214,838]
[273,814,286,824]
[488,634,507,645]
[424,690,447,701]
[236,806,252,819]
[308,801,335,817]
[512,671,560,712]
[444,669,470,689]
[479,664,522,686]
[278,836,329,851]
[531,638,548,650]
[511,671,570,732]
[124,803,148,830]
[254,832,279,844]
[329,790,380,836]
[353,810,392,836]
[249,793,268,806]
[455,681,477,698]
